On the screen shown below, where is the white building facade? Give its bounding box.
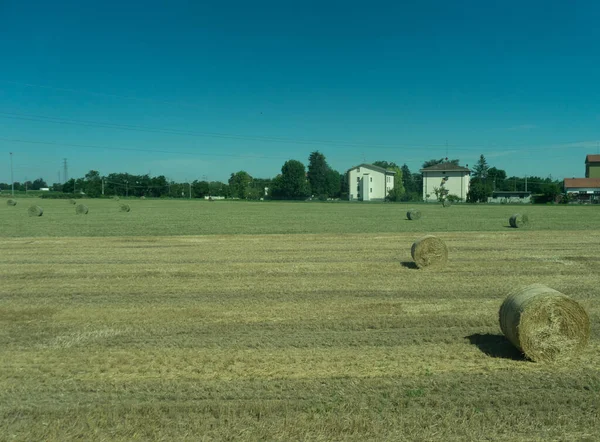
[347,164,395,201]
[420,163,471,202]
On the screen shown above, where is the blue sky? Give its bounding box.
[1,0,599,184]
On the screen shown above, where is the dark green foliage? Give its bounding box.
[228,171,253,199]
[307,151,329,196]
[421,158,460,169]
[467,181,489,203]
[271,160,310,200]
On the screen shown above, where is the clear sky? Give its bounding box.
[1,0,599,184]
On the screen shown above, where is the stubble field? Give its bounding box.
[1,199,599,441]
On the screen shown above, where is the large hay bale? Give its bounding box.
[410,235,448,269]
[6,199,17,206]
[28,205,43,217]
[68,199,77,205]
[406,209,421,220]
[499,283,590,362]
[509,213,529,228]
[119,204,131,213]
[442,200,452,208]
[75,204,89,215]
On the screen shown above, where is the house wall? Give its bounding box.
[348,166,394,201]
[422,171,470,202]
[586,163,600,178]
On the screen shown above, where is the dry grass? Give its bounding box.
[1,230,600,440]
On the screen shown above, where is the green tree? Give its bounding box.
[83,170,102,197]
[325,169,342,198]
[192,180,210,198]
[422,158,460,169]
[472,155,489,180]
[373,161,398,169]
[228,171,253,199]
[487,167,508,191]
[271,160,310,200]
[307,151,330,196]
[31,178,48,190]
[466,181,488,203]
[386,166,405,201]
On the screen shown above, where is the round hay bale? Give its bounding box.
[6,199,17,206]
[410,235,448,269]
[442,200,452,208]
[28,205,43,217]
[75,204,89,215]
[509,213,529,228]
[140,196,146,200]
[119,204,131,213]
[113,196,120,201]
[406,209,421,220]
[68,199,77,205]
[499,283,590,362]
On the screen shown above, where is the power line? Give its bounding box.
[0,111,449,149]
[0,137,293,161]
[0,111,596,155]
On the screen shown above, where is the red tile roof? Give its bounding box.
[564,178,600,188]
[586,155,600,163]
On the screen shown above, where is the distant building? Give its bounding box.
[585,155,600,178]
[40,187,50,191]
[563,178,600,203]
[420,163,471,202]
[347,164,395,201]
[487,191,532,204]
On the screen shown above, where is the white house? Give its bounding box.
[347,164,395,201]
[420,163,471,202]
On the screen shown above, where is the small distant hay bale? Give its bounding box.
[119,204,131,213]
[140,196,146,200]
[28,205,43,217]
[406,209,421,220]
[113,196,120,201]
[6,199,17,206]
[509,213,529,228]
[68,199,77,205]
[410,235,448,269]
[75,204,89,215]
[499,283,590,362]
[442,200,452,208]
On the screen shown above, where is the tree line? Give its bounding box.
[0,152,563,202]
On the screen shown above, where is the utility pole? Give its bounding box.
[10,152,14,196]
[101,177,105,195]
[63,158,68,184]
[125,180,129,198]
[188,182,192,199]
[525,175,528,192]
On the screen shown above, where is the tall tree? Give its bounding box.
[271,160,310,200]
[386,166,405,201]
[228,171,253,199]
[307,151,329,196]
[472,155,490,180]
[31,178,48,190]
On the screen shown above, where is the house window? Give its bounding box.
[357,177,360,182]
[370,188,372,193]
[357,186,360,192]
[370,177,372,182]
[386,176,389,183]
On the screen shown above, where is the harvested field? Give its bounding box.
[0,201,599,440]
